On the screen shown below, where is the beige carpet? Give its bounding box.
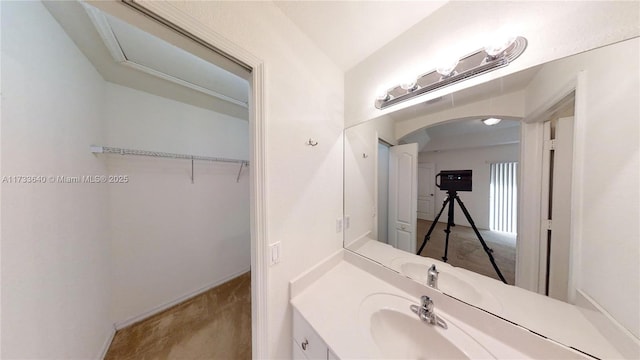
[417,220,516,285]
[105,272,251,360]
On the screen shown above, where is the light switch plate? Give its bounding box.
[270,242,281,265]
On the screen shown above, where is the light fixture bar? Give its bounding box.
[375,36,527,109]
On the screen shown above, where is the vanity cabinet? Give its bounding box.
[293,309,338,359]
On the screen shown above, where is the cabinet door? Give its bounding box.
[293,309,329,359]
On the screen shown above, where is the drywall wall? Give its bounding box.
[346,1,639,128]
[524,38,640,340]
[104,82,250,325]
[345,116,396,245]
[421,126,520,153]
[131,2,345,357]
[395,91,525,140]
[104,82,249,159]
[0,2,112,357]
[419,143,519,230]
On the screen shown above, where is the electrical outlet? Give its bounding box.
[336,218,343,233]
[269,242,281,265]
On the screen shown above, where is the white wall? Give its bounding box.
[421,126,520,153]
[419,144,519,230]
[523,38,640,339]
[346,1,639,128]
[0,2,112,357]
[134,2,345,358]
[104,83,250,325]
[104,83,249,160]
[345,116,396,245]
[396,90,526,140]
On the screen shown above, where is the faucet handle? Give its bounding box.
[420,295,433,309]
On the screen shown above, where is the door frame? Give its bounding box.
[375,139,392,243]
[88,2,268,358]
[517,72,586,304]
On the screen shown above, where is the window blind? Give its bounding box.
[490,162,518,233]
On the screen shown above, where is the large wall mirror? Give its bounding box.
[344,37,639,359]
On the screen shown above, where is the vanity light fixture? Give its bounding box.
[482,117,502,126]
[375,36,527,109]
[484,35,517,59]
[375,91,392,102]
[400,80,419,92]
[435,58,459,78]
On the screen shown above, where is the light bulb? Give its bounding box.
[400,79,419,92]
[482,117,502,126]
[484,35,516,58]
[436,58,459,77]
[375,91,391,102]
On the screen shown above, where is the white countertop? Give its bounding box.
[350,238,630,359]
[290,250,592,359]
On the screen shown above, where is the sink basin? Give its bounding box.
[390,259,502,313]
[359,293,495,359]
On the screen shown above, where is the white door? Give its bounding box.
[539,117,574,301]
[417,163,435,220]
[388,143,418,253]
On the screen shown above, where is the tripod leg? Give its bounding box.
[442,194,455,262]
[454,195,508,284]
[417,197,450,255]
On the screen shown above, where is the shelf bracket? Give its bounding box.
[236,162,244,183]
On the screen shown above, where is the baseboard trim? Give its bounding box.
[114,267,251,330]
[98,326,116,359]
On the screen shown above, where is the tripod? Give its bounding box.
[416,190,507,284]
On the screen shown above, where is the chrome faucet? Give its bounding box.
[411,295,447,329]
[418,296,437,324]
[427,264,439,289]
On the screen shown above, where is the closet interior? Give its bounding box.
[2,1,251,357]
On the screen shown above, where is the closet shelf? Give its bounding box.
[90,145,249,165]
[90,145,249,184]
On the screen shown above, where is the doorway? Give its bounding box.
[377,140,390,244]
[1,1,267,358]
[517,91,576,298]
[539,116,575,301]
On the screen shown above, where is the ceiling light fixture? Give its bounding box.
[375,36,527,110]
[482,117,502,126]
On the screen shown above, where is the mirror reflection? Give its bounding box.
[344,37,639,359]
[399,118,520,285]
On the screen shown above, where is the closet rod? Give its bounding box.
[90,145,249,166]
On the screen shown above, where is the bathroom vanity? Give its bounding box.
[289,249,611,359]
